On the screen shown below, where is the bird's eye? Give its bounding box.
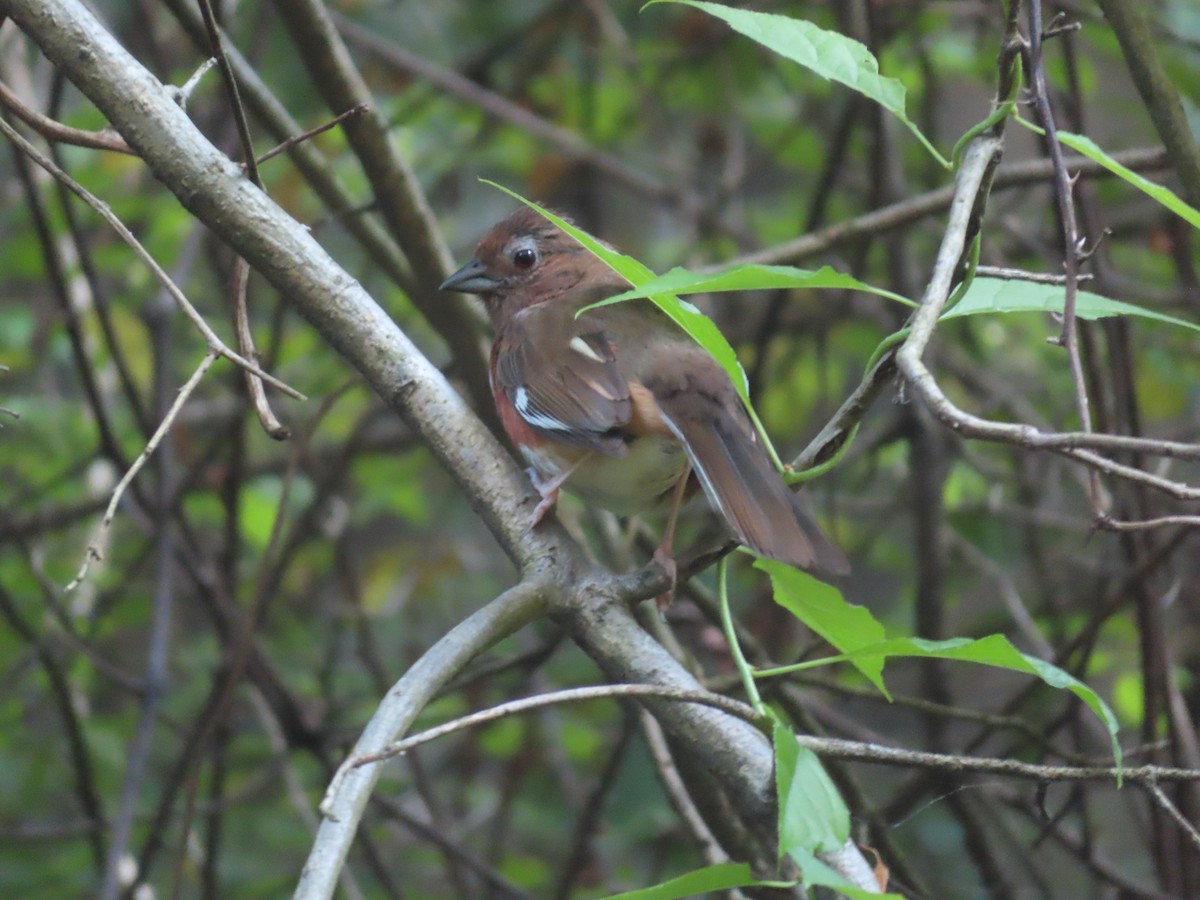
[512,247,537,270]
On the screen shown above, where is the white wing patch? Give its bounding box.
[569,335,608,363]
[514,386,573,432]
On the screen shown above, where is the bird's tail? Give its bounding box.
[659,397,849,578]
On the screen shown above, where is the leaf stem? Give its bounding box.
[717,557,765,714]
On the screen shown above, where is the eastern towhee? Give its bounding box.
[441,207,848,589]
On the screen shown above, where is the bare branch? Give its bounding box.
[975,265,1094,285]
[1144,782,1200,856]
[726,147,1170,268]
[230,257,290,439]
[0,115,305,400]
[0,77,132,153]
[1027,0,1101,513]
[254,103,367,166]
[65,351,218,592]
[894,135,1200,503]
[798,735,1200,784]
[305,580,549,899]
[352,683,762,767]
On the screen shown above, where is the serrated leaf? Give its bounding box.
[596,263,914,307]
[775,721,851,858]
[944,276,1200,335]
[598,862,774,899]
[839,635,1123,774]
[757,559,888,694]
[650,0,948,167]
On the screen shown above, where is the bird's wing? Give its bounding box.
[494,300,633,456]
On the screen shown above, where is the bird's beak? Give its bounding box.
[439,259,502,294]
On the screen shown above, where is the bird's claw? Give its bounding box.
[525,467,561,529]
[652,546,677,611]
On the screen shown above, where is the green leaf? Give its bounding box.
[943,276,1200,335]
[775,721,851,856]
[839,635,1123,774]
[1016,120,1200,230]
[598,862,777,899]
[650,1,949,167]
[596,263,915,308]
[757,559,888,694]
[482,181,752,398]
[787,847,902,899]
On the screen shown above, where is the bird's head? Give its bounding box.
[440,207,613,316]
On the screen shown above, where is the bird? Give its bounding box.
[440,207,848,592]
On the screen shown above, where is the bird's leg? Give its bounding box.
[526,454,590,528]
[653,463,692,609]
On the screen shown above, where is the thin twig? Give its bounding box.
[255,103,367,166]
[797,735,1197,783]
[174,57,217,107]
[197,0,296,440]
[638,709,739,872]
[0,114,304,400]
[1095,514,1200,531]
[1144,781,1200,855]
[0,78,132,153]
[1027,0,1102,514]
[792,352,897,471]
[727,146,1170,269]
[65,352,218,592]
[196,0,259,186]
[975,264,1093,285]
[351,683,763,767]
[230,258,290,439]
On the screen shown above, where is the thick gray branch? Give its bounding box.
[302,581,549,898]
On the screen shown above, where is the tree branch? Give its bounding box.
[304,580,549,898]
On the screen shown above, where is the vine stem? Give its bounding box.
[717,556,766,715]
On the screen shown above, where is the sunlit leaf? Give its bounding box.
[649,0,949,167]
[838,635,1123,774]
[599,862,777,899]
[775,720,850,856]
[757,559,888,693]
[597,263,914,307]
[1015,119,1200,230]
[944,276,1200,335]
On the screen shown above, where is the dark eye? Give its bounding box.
[512,247,537,270]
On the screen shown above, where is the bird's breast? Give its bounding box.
[521,434,688,516]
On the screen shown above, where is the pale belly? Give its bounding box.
[521,436,688,516]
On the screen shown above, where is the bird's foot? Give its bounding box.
[652,546,678,612]
[526,466,566,529]
[524,456,591,530]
